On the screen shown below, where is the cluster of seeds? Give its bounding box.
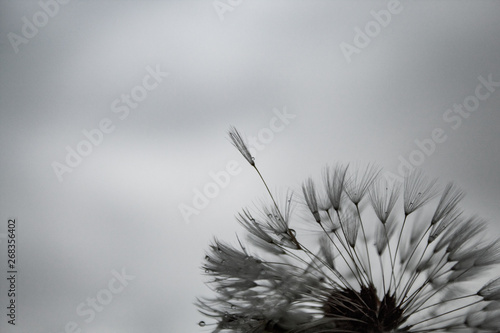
[196,128,500,333]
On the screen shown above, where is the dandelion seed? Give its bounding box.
[345,163,381,205]
[228,126,255,167]
[370,178,401,224]
[467,310,500,331]
[483,301,500,311]
[428,208,462,244]
[197,131,500,333]
[446,216,487,257]
[403,169,438,215]
[340,207,360,248]
[236,208,274,244]
[431,182,464,225]
[319,235,336,270]
[478,277,500,301]
[475,241,500,266]
[302,177,321,223]
[374,214,397,255]
[324,164,348,211]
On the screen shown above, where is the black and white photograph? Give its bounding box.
[1,1,500,332]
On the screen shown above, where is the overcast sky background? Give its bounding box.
[1,1,500,332]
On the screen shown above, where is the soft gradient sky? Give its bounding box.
[1,1,500,332]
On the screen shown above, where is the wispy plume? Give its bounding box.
[228,126,255,167]
[302,178,321,223]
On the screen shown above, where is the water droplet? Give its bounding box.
[205,255,210,261]
[198,321,206,327]
[289,229,297,237]
[205,269,210,273]
[231,305,236,309]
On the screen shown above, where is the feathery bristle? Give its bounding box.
[228,126,255,167]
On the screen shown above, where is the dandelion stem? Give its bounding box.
[379,254,387,295]
[320,223,361,289]
[383,222,397,291]
[326,210,350,256]
[356,204,374,284]
[401,249,450,309]
[409,319,466,333]
[396,224,433,296]
[336,210,370,286]
[254,166,281,218]
[408,263,481,317]
[410,300,482,327]
[389,214,408,292]
[253,165,301,249]
[411,293,478,314]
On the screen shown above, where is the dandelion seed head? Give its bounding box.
[197,138,500,332]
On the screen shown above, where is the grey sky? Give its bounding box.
[1,1,500,332]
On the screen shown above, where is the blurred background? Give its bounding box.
[1,1,499,332]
